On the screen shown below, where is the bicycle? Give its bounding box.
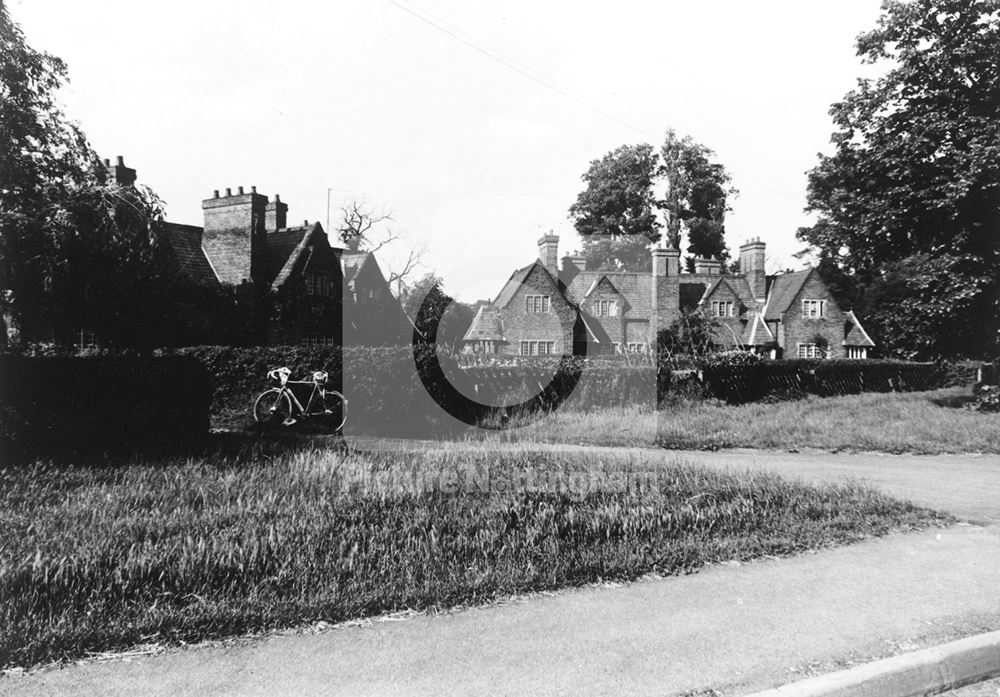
[253,367,347,431]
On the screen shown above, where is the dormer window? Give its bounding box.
[594,299,618,317]
[711,301,735,317]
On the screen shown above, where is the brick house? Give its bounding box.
[99,157,411,346]
[463,234,875,359]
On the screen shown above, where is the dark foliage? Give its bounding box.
[0,355,210,461]
[700,359,945,404]
[797,0,1000,359]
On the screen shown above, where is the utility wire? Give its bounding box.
[387,0,805,203]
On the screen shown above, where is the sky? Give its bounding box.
[11,0,885,302]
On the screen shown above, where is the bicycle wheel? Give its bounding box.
[253,388,293,428]
[319,390,347,432]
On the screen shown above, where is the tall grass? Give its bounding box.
[499,388,1000,454]
[0,445,946,668]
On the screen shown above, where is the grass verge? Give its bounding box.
[0,443,948,669]
[497,388,1000,454]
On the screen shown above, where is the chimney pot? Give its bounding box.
[103,158,110,167]
[116,156,124,166]
[251,185,257,194]
[213,189,219,198]
[274,194,281,203]
[304,219,308,226]
[225,188,232,197]
[238,186,245,195]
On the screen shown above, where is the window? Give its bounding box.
[301,335,335,347]
[306,273,333,297]
[612,342,622,354]
[801,299,826,318]
[594,299,618,317]
[711,301,735,317]
[367,288,376,299]
[520,340,555,356]
[797,343,825,359]
[627,342,646,353]
[846,346,867,359]
[525,295,550,313]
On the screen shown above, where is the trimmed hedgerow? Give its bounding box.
[700,359,944,404]
[0,355,210,461]
[176,345,475,436]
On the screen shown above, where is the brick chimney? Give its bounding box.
[694,257,722,275]
[651,246,680,277]
[104,155,136,186]
[560,254,587,284]
[538,233,559,275]
[739,237,767,299]
[202,186,268,284]
[265,194,287,232]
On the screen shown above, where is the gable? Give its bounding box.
[763,268,813,320]
[495,261,566,309]
[843,310,876,347]
[565,271,651,316]
[269,223,331,291]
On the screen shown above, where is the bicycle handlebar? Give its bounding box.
[267,367,329,386]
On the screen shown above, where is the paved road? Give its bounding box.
[3,449,1000,697]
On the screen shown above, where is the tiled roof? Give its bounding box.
[742,312,774,345]
[270,224,323,291]
[160,223,219,286]
[341,252,370,282]
[565,271,652,316]
[679,282,708,311]
[265,227,311,285]
[763,268,813,320]
[462,305,507,342]
[843,310,876,347]
[494,263,543,308]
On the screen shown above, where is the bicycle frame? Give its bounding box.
[280,380,326,417]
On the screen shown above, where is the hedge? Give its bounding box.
[700,359,944,404]
[461,361,665,411]
[0,355,210,461]
[176,345,476,436]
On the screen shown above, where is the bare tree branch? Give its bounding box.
[335,196,425,292]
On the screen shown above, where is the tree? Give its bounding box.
[797,0,1000,359]
[336,198,424,292]
[0,3,93,343]
[568,135,736,272]
[568,144,661,271]
[401,273,475,348]
[0,6,177,348]
[661,129,736,268]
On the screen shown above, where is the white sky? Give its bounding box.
[11,0,884,302]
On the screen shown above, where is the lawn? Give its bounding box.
[0,443,947,669]
[498,387,1000,454]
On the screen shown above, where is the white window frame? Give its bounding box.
[846,346,867,360]
[801,299,826,319]
[711,301,735,317]
[594,299,618,317]
[797,343,825,359]
[520,340,555,356]
[525,295,550,313]
[627,342,646,353]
